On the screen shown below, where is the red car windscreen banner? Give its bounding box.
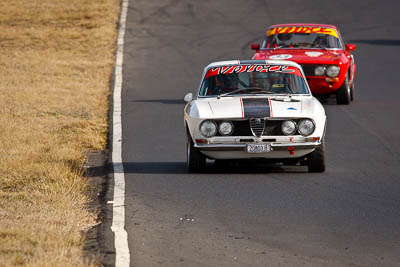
[267,26,339,38]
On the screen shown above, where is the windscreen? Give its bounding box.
[199,64,309,96]
[262,26,342,49]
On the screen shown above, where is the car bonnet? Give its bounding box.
[195,96,312,119]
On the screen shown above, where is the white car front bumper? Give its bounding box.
[195,141,320,159]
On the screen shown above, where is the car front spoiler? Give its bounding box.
[194,142,321,151]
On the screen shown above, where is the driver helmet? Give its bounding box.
[277,33,292,42]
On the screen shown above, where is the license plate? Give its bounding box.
[247,144,271,153]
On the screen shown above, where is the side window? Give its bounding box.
[327,35,342,49]
[199,79,209,96]
[262,38,269,48]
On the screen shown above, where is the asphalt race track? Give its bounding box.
[102,1,400,266]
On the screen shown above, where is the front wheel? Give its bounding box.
[307,138,326,173]
[336,75,351,105]
[187,138,206,173]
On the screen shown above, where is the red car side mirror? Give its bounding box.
[250,43,260,51]
[345,44,356,51]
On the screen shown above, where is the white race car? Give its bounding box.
[184,60,326,173]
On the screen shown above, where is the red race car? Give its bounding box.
[251,23,356,104]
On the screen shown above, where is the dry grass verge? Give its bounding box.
[0,0,120,265]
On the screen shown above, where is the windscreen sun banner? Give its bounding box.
[266,26,339,38]
[204,65,303,79]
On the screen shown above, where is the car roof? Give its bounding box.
[205,60,303,70]
[268,23,338,30]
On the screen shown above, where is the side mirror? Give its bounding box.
[184,92,193,103]
[250,43,260,51]
[345,44,356,51]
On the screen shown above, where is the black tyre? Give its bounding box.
[350,79,355,101]
[214,159,230,170]
[187,138,206,173]
[336,75,351,105]
[307,138,326,173]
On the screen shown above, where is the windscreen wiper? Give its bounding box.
[312,44,329,50]
[273,44,293,50]
[270,93,302,102]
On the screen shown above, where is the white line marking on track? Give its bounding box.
[111,0,130,266]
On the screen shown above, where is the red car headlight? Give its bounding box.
[326,65,340,78]
[314,66,326,76]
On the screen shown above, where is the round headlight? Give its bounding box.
[218,121,233,136]
[314,66,326,76]
[281,120,297,135]
[326,65,340,77]
[200,120,217,137]
[298,119,315,136]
